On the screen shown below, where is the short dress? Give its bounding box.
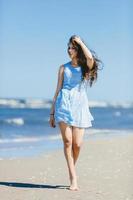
[54,61,94,128]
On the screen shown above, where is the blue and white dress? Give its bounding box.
[54,61,94,128]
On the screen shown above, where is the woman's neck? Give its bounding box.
[71,58,78,66]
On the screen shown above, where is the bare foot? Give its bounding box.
[69,178,79,191]
[69,186,79,191]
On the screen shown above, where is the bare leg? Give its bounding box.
[72,127,85,165]
[59,122,78,190]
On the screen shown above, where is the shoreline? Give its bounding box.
[0,129,133,160]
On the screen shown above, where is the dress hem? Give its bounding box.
[55,119,93,129]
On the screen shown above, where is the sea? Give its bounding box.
[0,98,133,159]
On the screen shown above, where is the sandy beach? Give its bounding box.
[0,133,133,200]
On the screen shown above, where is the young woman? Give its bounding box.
[49,35,101,191]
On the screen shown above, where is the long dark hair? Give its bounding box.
[68,35,103,87]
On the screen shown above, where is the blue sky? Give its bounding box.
[1,0,132,102]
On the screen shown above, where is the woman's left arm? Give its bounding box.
[73,36,94,69]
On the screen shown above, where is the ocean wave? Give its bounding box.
[5,118,24,126]
[0,117,50,126]
[0,135,62,145]
[0,98,133,108]
[0,129,132,145]
[88,101,133,108]
[0,98,51,108]
[0,136,45,144]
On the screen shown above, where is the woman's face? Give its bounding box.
[67,43,78,59]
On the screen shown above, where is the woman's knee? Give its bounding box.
[59,122,73,148]
[73,141,83,150]
[64,138,72,148]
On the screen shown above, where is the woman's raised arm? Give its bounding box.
[73,36,94,69]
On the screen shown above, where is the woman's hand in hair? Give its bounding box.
[73,36,94,69]
[72,36,83,45]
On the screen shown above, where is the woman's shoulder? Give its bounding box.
[59,61,70,70]
[63,61,71,67]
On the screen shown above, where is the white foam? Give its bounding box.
[88,101,133,108]
[0,129,133,145]
[0,137,42,144]
[25,99,51,108]
[108,102,133,108]
[0,98,51,108]
[0,134,61,144]
[0,99,24,108]
[5,118,24,126]
[0,98,133,108]
[88,101,108,107]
